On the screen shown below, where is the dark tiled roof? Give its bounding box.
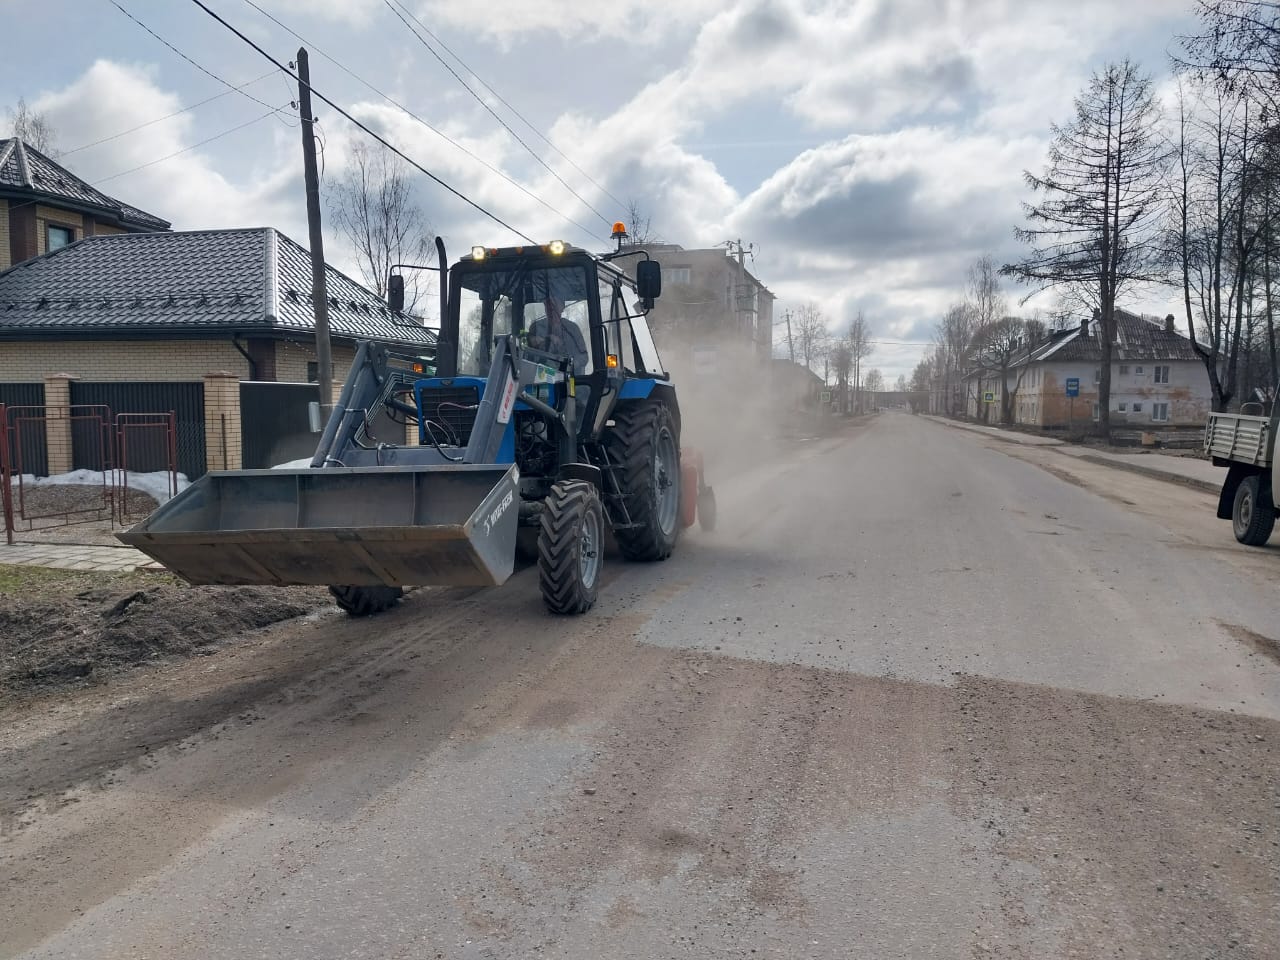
[0,228,435,349]
[0,138,169,230]
[1020,309,1201,364]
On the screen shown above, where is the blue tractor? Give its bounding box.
[119,236,714,615]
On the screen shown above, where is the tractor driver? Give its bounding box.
[529,295,589,373]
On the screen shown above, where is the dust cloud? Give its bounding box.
[656,330,829,479]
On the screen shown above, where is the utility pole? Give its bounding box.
[724,238,756,346]
[296,48,334,416]
[784,309,795,363]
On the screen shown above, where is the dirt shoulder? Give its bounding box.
[0,565,329,697]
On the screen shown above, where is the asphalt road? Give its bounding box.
[3,412,1278,959]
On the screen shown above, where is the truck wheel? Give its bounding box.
[604,402,681,561]
[538,480,602,615]
[1232,475,1276,546]
[329,585,404,616]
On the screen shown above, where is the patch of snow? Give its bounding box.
[271,458,313,470]
[9,469,189,504]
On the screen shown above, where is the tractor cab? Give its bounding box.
[429,243,667,443]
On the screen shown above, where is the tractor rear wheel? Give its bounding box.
[1232,474,1276,546]
[329,585,404,616]
[604,402,681,561]
[538,480,602,615]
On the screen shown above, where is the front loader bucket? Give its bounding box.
[117,464,520,588]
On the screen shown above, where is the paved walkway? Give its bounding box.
[0,541,152,572]
[1055,446,1224,492]
[919,416,1065,446]
[923,414,1225,493]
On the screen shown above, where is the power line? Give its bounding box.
[237,0,600,245]
[95,105,284,184]
[382,0,626,213]
[106,0,297,126]
[186,0,536,244]
[382,0,613,228]
[63,69,279,156]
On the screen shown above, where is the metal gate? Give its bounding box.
[240,381,321,469]
[0,384,47,476]
[69,381,205,479]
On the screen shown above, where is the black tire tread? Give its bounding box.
[538,480,600,615]
[603,402,680,562]
[329,584,403,616]
[1234,475,1276,546]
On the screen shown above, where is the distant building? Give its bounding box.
[1008,309,1211,430]
[616,242,775,359]
[0,138,168,271]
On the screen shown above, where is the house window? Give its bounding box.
[1094,367,1101,383]
[1153,365,1170,384]
[1092,402,1100,420]
[1119,364,1129,375]
[1152,402,1169,422]
[46,224,74,251]
[1132,402,1143,413]
[1135,365,1144,375]
[306,362,335,383]
[1118,402,1128,412]
[667,267,692,285]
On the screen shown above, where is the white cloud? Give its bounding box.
[34,61,302,236]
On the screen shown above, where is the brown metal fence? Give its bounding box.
[0,403,179,544]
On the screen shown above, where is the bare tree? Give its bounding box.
[830,340,853,412]
[967,255,1007,329]
[863,368,885,394]
[793,303,830,375]
[895,373,909,393]
[933,302,977,416]
[1002,60,1168,436]
[328,142,434,314]
[969,316,1034,424]
[623,198,657,244]
[1181,1,1280,110]
[5,97,56,155]
[1169,73,1270,410]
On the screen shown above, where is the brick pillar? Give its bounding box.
[203,372,242,471]
[43,373,75,475]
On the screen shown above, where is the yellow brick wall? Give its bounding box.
[35,204,84,255]
[0,199,10,271]
[93,223,125,236]
[0,339,249,382]
[274,338,358,384]
[203,373,242,471]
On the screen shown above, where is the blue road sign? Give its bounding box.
[1065,378,1080,397]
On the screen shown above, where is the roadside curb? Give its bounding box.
[920,415,1062,447]
[1063,453,1220,495]
[923,413,1221,493]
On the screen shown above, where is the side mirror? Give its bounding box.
[636,260,661,310]
[388,273,405,312]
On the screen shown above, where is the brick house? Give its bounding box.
[0,137,169,270]
[1009,309,1211,431]
[0,227,434,477]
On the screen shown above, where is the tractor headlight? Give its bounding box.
[471,245,486,260]
[548,240,565,256]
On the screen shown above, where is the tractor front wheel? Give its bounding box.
[329,585,404,616]
[538,480,603,615]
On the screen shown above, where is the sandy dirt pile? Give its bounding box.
[0,567,329,692]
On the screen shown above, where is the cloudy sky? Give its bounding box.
[2,0,1199,382]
